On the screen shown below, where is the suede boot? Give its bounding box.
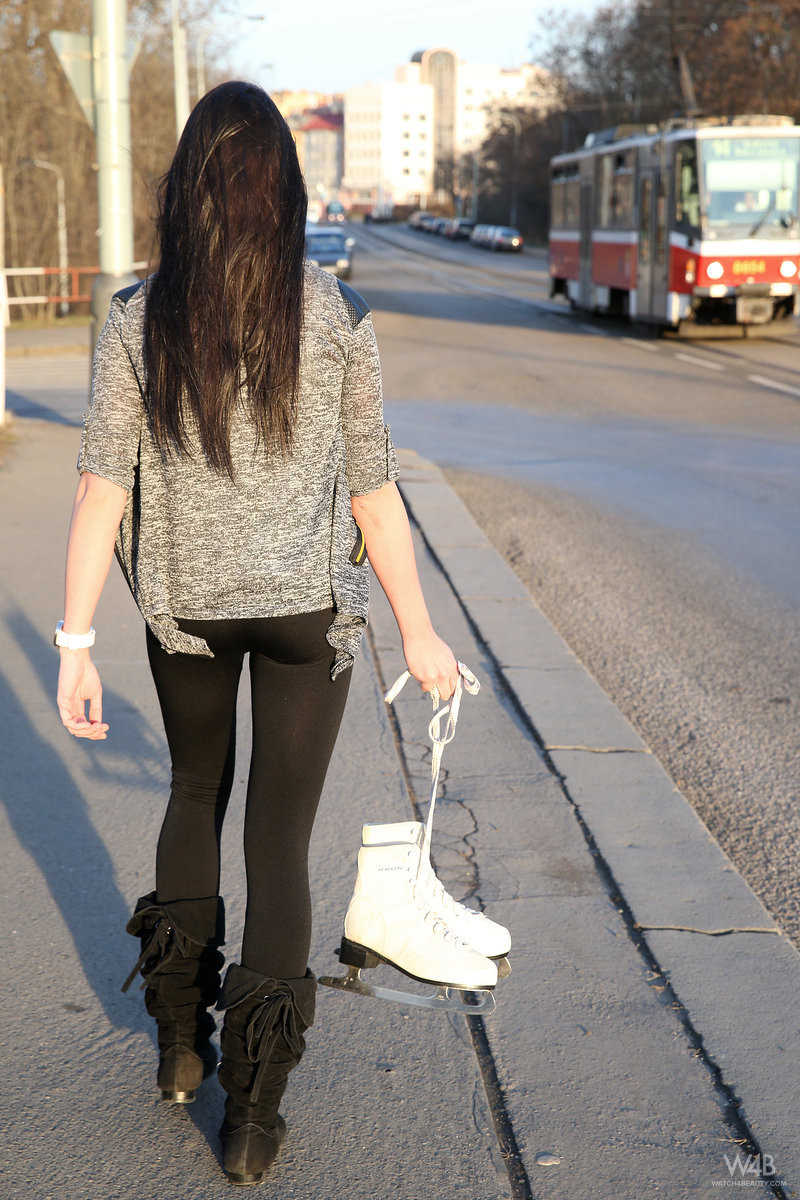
[216,963,316,1185]
[122,891,225,1102]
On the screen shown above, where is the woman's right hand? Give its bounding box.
[57,651,109,739]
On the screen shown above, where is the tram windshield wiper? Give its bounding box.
[748,201,777,238]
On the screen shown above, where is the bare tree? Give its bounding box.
[0,0,231,316]
[479,0,800,242]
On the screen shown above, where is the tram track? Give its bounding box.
[358,222,800,408]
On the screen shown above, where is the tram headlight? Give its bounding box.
[706,261,725,280]
[780,260,798,278]
[685,258,697,284]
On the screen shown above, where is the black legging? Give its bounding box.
[146,608,350,979]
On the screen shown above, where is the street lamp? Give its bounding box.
[500,111,522,228]
[18,158,69,316]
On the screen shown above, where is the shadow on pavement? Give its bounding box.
[361,285,542,330]
[5,390,83,426]
[2,604,232,1160]
[1,606,164,1033]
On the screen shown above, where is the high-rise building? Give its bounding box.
[346,49,553,213]
[343,81,434,212]
[294,112,344,217]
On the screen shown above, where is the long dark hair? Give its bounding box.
[144,81,307,475]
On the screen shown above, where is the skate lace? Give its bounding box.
[426,870,480,923]
[403,848,470,947]
[385,662,480,890]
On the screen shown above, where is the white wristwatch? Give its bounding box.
[54,621,96,649]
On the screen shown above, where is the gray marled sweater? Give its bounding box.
[78,263,399,677]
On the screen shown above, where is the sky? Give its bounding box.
[227,0,600,96]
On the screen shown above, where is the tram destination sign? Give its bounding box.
[707,137,799,160]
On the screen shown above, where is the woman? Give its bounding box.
[56,82,458,1185]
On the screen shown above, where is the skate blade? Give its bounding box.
[496,956,512,980]
[318,966,496,1016]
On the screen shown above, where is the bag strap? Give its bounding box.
[384,663,480,867]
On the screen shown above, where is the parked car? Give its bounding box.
[443,218,475,240]
[470,224,497,247]
[490,226,524,251]
[305,228,353,279]
[407,210,429,229]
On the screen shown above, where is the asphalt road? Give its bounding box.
[352,223,800,948]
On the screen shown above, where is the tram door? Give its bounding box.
[637,173,654,317]
[637,169,668,321]
[579,178,593,306]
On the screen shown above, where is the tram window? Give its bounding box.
[656,176,667,263]
[550,175,564,226]
[596,151,634,228]
[639,178,652,264]
[675,141,700,228]
[701,138,800,232]
[596,155,611,226]
[564,177,580,227]
[551,166,580,228]
[612,152,635,228]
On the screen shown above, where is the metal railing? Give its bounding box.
[0,262,148,426]
[4,262,148,308]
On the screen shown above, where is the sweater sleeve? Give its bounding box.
[77,303,144,491]
[340,312,399,497]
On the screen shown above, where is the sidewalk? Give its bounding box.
[1,382,798,1196]
[5,319,91,356]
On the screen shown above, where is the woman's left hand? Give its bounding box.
[57,651,109,739]
[402,629,459,702]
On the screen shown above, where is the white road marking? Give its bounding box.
[675,353,726,372]
[747,374,800,399]
[621,337,659,352]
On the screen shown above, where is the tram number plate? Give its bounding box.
[732,260,766,275]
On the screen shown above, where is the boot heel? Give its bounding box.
[338,937,380,970]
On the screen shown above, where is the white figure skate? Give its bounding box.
[319,664,511,1015]
[361,820,512,961]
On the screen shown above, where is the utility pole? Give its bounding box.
[91,0,138,342]
[471,152,479,222]
[172,0,190,138]
[501,112,522,228]
[51,0,139,350]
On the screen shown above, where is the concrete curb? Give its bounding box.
[5,342,89,358]
[396,446,800,1190]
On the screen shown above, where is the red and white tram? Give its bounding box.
[549,116,800,329]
